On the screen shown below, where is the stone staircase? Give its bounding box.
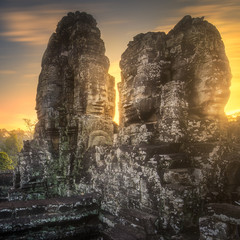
[8,181,47,201]
[199,203,240,240]
[101,208,159,240]
[0,193,102,239]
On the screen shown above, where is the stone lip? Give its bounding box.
[0,193,102,239]
[0,193,100,210]
[0,193,101,234]
[199,203,240,239]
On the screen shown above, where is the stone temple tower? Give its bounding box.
[14,12,115,198]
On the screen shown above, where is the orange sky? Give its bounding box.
[0,0,239,129]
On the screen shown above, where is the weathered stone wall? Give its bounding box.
[223,118,240,204]
[78,145,201,235]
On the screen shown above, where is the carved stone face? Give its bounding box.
[86,78,107,115]
[188,53,231,119]
[122,63,166,125]
[120,32,168,126]
[85,65,115,118]
[88,130,112,148]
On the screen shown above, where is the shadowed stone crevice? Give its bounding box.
[0,171,13,203]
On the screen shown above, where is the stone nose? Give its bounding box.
[92,94,105,109]
[215,88,229,98]
[95,94,104,103]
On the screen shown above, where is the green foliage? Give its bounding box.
[0,152,14,171]
[23,118,37,139]
[4,132,23,164]
[4,133,23,153]
[0,125,37,169]
[0,129,8,149]
[0,129,26,167]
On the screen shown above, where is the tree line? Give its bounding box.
[0,119,36,171]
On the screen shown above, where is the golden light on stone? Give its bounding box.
[223,30,240,117]
[109,61,121,124]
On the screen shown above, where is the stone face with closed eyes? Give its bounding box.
[119,32,169,127]
[35,11,115,151]
[119,15,231,144]
[167,15,231,120]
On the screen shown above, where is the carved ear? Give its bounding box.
[88,130,112,148]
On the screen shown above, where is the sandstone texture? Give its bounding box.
[1,13,239,240]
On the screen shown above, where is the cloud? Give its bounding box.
[179,2,240,22]
[0,2,112,45]
[0,70,16,74]
[101,20,130,25]
[23,73,38,78]
[153,15,183,32]
[154,24,175,33]
[0,9,65,45]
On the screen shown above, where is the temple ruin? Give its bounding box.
[0,12,240,240]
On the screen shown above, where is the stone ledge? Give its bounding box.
[206,203,240,224]
[0,193,101,234]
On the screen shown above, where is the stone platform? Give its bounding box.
[0,193,101,239]
[199,203,240,240]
